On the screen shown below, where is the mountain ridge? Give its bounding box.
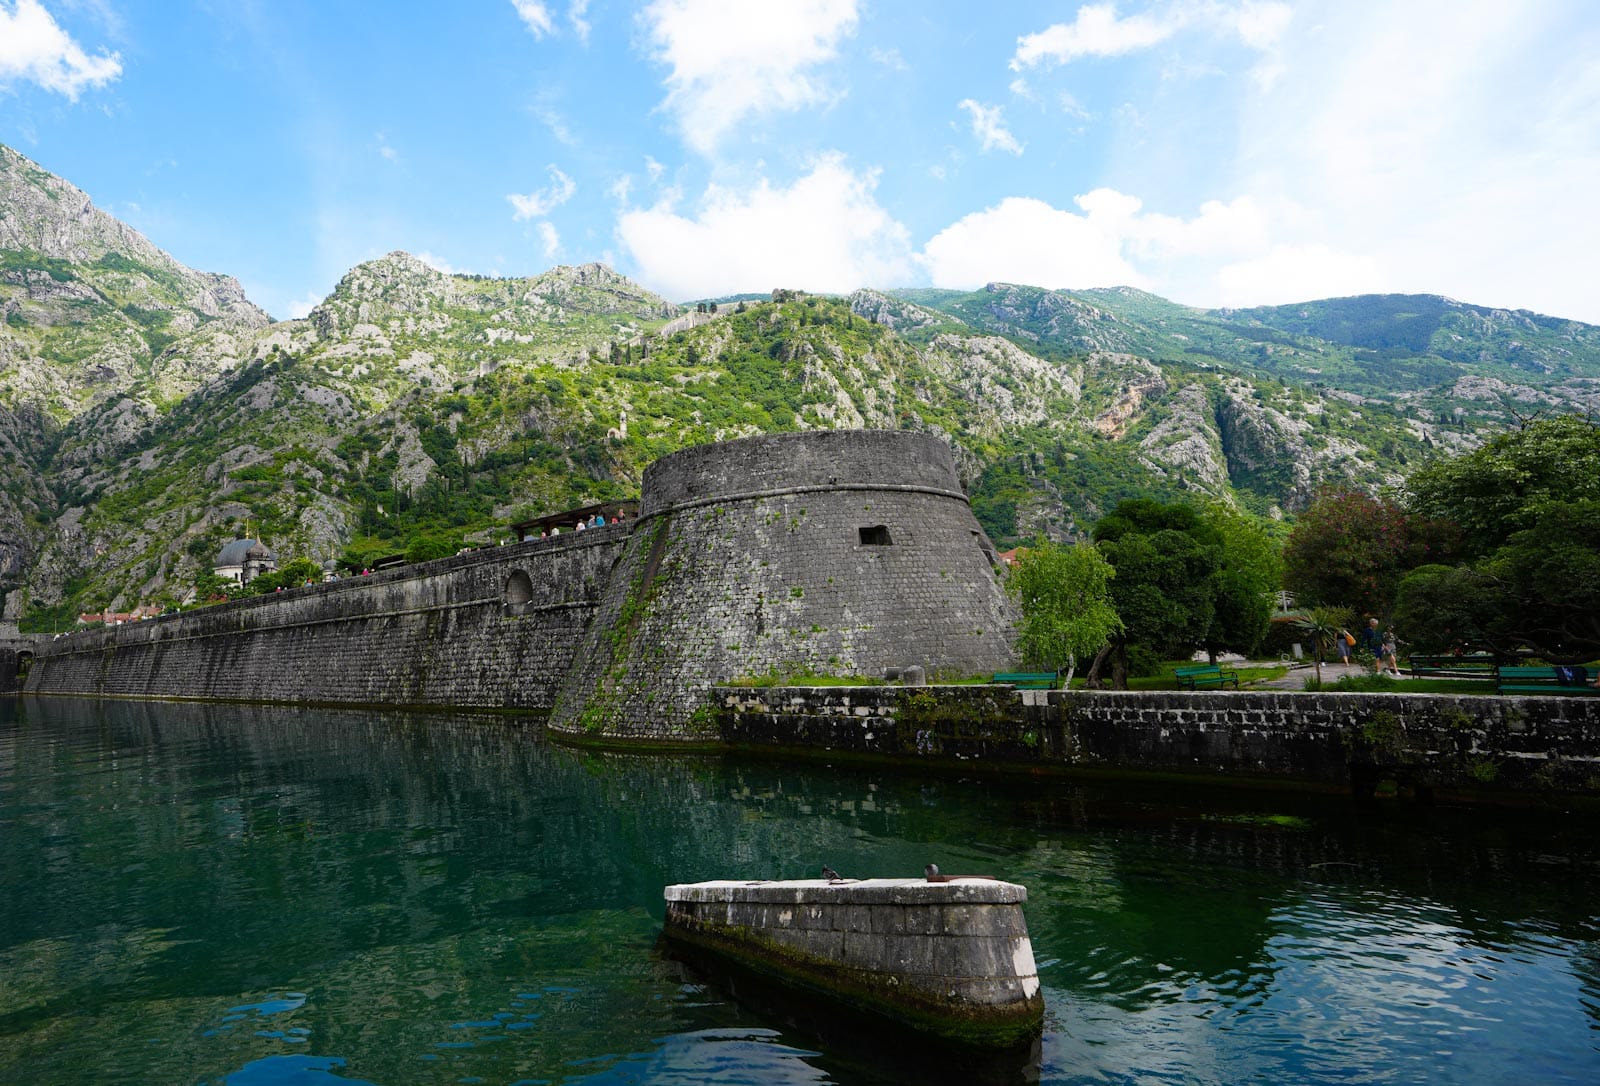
[3,142,1598,628]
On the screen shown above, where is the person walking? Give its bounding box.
[1336,628,1354,667]
[1380,627,1404,678]
[1360,617,1383,667]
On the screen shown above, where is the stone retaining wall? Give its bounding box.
[716,686,1600,798]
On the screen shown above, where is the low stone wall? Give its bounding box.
[25,529,628,710]
[716,686,1600,799]
[663,877,1042,1046]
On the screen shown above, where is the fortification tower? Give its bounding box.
[549,429,1020,741]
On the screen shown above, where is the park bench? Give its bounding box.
[1407,653,1497,678]
[1175,664,1240,690]
[992,672,1058,689]
[1495,665,1600,696]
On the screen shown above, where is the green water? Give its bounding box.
[2,697,1598,1085]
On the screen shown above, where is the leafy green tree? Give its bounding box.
[1392,417,1600,662]
[1202,506,1281,663]
[1091,500,1226,687]
[1282,486,1453,617]
[192,570,235,604]
[1405,415,1600,558]
[1005,540,1122,684]
[1395,500,1600,662]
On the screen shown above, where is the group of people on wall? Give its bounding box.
[539,511,624,539]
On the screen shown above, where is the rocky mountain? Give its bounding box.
[3,143,1598,629]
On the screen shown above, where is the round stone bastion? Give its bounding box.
[548,429,1020,742]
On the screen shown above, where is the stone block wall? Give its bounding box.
[549,430,1019,741]
[26,528,628,710]
[716,686,1600,798]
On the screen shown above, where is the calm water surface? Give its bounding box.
[2,697,1598,1085]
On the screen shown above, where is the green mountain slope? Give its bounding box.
[5,144,1599,629]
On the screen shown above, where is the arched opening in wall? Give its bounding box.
[504,570,534,616]
[16,651,33,685]
[859,525,893,546]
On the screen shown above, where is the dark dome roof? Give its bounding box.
[216,539,272,565]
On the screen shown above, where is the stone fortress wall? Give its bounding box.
[24,526,629,711]
[25,430,1021,740]
[547,430,1019,740]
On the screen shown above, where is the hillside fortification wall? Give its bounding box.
[25,527,628,710]
[548,430,1019,741]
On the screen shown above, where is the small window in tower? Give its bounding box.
[859,525,893,546]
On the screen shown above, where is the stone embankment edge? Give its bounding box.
[713,685,1600,803]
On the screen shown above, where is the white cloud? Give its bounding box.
[507,165,576,220]
[1010,1,1292,69]
[510,0,553,38]
[922,195,1144,291]
[643,0,860,155]
[1215,244,1385,306]
[0,0,121,99]
[568,0,591,42]
[1012,2,1178,69]
[920,186,1390,307]
[1218,0,1600,318]
[609,174,633,204]
[617,152,913,298]
[537,221,561,260]
[537,108,575,145]
[645,155,665,183]
[868,45,908,71]
[958,99,1023,155]
[375,131,398,162]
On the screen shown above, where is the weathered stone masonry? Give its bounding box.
[26,527,628,710]
[547,430,1019,740]
[716,686,1600,799]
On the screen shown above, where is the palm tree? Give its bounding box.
[1293,606,1353,685]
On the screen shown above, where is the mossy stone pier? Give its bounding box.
[662,877,1044,1047]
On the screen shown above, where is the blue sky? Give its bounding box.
[3,0,1599,324]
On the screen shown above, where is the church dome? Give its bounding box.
[216,539,272,566]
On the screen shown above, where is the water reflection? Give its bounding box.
[2,696,1599,1084]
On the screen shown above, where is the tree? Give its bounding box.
[1395,500,1600,662]
[1094,502,1228,687]
[1391,417,1600,663]
[1293,606,1353,685]
[1405,414,1600,558]
[192,570,235,605]
[1005,540,1122,685]
[1201,506,1280,664]
[1282,486,1453,617]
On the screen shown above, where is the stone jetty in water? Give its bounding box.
[662,876,1043,1047]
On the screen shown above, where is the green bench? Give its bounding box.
[1175,664,1240,690]
[1407,653,1497,678]
[992,672,1058,689]
[1495,665,1600,696]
